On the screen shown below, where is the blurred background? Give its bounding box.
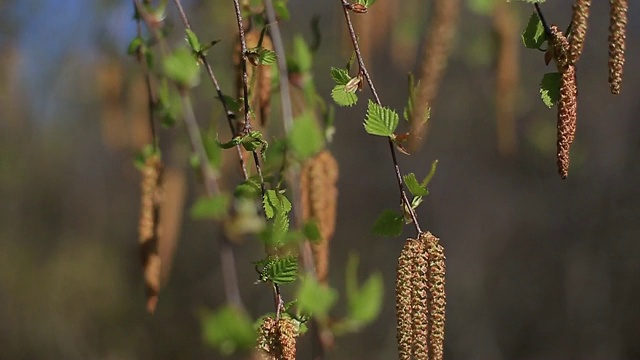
[1,0,640,359]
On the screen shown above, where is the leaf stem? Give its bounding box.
[338,0,422,235]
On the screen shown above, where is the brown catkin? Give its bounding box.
[608,0,627,94]
[276,319,298,360]
[409,0,460,151]
[549,25,570,71]
[557,65,578,179]
[138,154,162,313]
[569,0,591,64]
[257,316,278,359]
[423,232,446,360]
[396,238,420,360]
[234,30,273,127]
[412,238,430,360]
[300,150,339,284]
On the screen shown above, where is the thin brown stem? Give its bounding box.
[171,0,248,179]
[232,0,253,134]
[339,1,421,234]
[132,1,158,150]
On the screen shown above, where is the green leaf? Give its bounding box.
[218,95,241,113]
[331,85,358,107]
[163,47,200,87]
[274,0,291,20]
[191,194,230,220]
[364,100,399,137]
[540,72,561,108]
[467,0,496,15]
[293,35,312,72]
[271,211,290,247]
[403,173,429,196]
[185,28,201,52]
[248,47,277,65]
[330,67,351,85]
[522,12,546,49]
[201,306,255,355]
[371,209,404,237]
[266,256,298,284]
[289,112,324,160]
[263,191,276,219]
[303,220,322,243]
[127,36,143,55]
[296,276,338,318]
[202,131,222,170]
[234,178,261,198]
[345,254,383,324]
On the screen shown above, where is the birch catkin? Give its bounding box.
[424,233,446,360]
[396,232,446,360]
[557,65,578,179]
[396,238,418,360]
[569,0,591,64]
[300,150,339,284]
[138,154,162,313]
[608,0,627,94]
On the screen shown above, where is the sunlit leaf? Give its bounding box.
[364,100,399,137]
[522,12,546,49]
[540,72,561,108]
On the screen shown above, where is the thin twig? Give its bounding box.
[232,0,283,317]
[232,0,254,134]
[264,0,294,133]
[338,0,421,234]
[171,0,248,179]
[133,1,158,149]
[134,0,246,310]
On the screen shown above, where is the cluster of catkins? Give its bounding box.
[549,0,627,179]
[256,316,299,360]
[396,232,446,360]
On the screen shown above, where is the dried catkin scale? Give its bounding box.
[609,0,627,95]
[557,65,578,179]
[300,150,339,284]
[569,0,591,64]
[423,232,446,360]
[396,238,420,360]
[138,155,163,313]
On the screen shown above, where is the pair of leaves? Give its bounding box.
[521,13,562,108]
[185,29,221,56]
[217,131,268,160]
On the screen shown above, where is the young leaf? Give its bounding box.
[163,48,200,88]
[345,254,383,325]
[303,220,322,243]
[191,194,231,220]
[200,306,255,355]
[289,112,324,160]
[127,36,143,55]
[371,209,404,237]
[540,72,561,108]
[364,100,399,137]
[266,256,298,284]
[263,190,277,219]
[522,12,546,49]
[185,28,201,52]
[296,276,338,318]
[330,67,351,85]
[331,85,358,107]
[293,35,313,73]
[235,178,261,198]
[271,211,290,247]
[403,173,429,196]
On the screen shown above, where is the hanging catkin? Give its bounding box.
[608,0,627,94]
[138,154,162,313]
[424,232,446,360]
[396,238,420,360]
[557,65,578,179]
[276,318,298,360]
[549,26,578,179]
[300,150,339,284]
[396,232,446,360]
[569,0,591,64]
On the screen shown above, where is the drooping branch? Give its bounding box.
[338,0,421,234]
